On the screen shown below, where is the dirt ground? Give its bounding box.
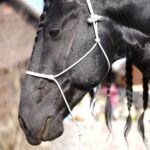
[18,119,150,150]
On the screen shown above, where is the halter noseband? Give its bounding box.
[26,0,110,149]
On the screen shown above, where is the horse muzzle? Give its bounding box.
[19,114,64,145]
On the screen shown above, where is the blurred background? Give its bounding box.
[0,0,149,150]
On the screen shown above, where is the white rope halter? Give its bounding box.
[26,0,110,149]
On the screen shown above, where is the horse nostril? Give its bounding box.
[19,117,28,132]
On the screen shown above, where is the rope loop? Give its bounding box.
[87,14,103,24]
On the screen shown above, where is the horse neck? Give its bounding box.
[102,0,150,35]
[79,0,150,36]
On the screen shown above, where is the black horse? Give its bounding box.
[19,0,150,145]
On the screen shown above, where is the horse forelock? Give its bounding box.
[35,0,50,42]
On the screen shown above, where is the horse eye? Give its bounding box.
[49,29,61,39]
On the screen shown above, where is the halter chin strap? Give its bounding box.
[26,0,110,149]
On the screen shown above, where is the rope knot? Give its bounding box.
[95,37,100,43]
[87,14,103,24]
[47,75,55,80]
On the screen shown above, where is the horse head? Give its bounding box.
[19,0,114,145]
[19,0,150,146]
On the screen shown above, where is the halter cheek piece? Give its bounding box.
[26,0,110,149]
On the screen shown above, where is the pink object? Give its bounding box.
[102,85,118,108]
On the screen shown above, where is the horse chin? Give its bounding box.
[26,136,42,146]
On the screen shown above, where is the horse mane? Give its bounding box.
[105,69,112,133]
[105,59,149,146]
[138,75,149,146]
[105,58,134,140]
[121,27,150,48]
[124,58,133,143]
[34,0,50,42]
